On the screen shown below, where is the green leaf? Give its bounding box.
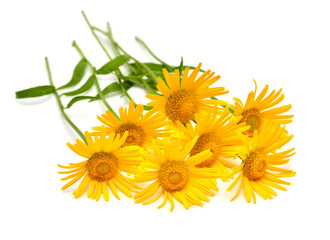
[61,75,95,96]
[129,62,166,73]
[57,58,88,90]
[146,79,158,90]
[96,55,130,74]
[91,81,134,101]
[129,62,205,76]
[142,63,166,72]
[178,57,185,83]
[15,85,54,99]
[66,96,97,108]
[223,105,235,114]
[120,74,144,86]
[179,57,184,77]
[143,105,152,111]
[96,82,120,97]
[155,72,165,80]
[122,81,134,90]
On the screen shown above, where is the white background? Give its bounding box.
[1,0,329,239]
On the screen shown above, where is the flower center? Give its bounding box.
[165,89,198,124]
[158,161,190,192]
[243,149,268,180]
[239,108,263,137]
[115,123,145,147]
[87,152,118,181]
[190,132,220,168]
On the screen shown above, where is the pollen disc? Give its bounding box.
[165,89,198,124]
[190,132,221,168]
[115,123,145,147]
[158,161,190,192]
[243,149,268,180]
[239,108,263,137]
[87,152,118,181]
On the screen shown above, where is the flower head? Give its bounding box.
[146,63,228,124]
[175,107,249,179]
[224,121,296,203]
[133,137,219,211]
[58,127,143,201]
[231,80,293,137]
[93,100,170,149]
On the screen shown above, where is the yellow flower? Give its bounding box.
[146,63,228,124]
[58,127,143,201]
[231,80,293,137]
[224,121,296,203]
[134,137,219,211]
[175,107,249,179]
[93,100,170,149]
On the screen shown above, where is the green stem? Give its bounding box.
[92,26,107,35]
[135,37,174,71]
[72,40,86,59]
[106,24,121,58]
[45,57,87,144]
[113,44,159,94]
[82,12,134,102]
[82,11,112,60]
[72,41,120,120]
[92,69,120,118]
[116,44,159,87]
[104,23,137,74]
[99,23,159,95]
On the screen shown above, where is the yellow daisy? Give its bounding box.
[231,80,293,137]
[93,100,170,149]
[146,63,228,124]
[58,126,143,201]
[224,121,296,203]
[134,137,219,211]
[175,106,249,179]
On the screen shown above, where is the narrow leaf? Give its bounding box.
[179,57,184,77]
[57,59,88,90]
[122,81,134,90]
[143,105,152,111]
[91,81,134,101]
[129,62,166,73]
[61,75,95,96]
[120,75,144,85]
[96,82,121,97]
[96,55,130,74]
[129,62,205,76]
[146,79,158,90]
[66,96,97,108]
[15,85,54,99]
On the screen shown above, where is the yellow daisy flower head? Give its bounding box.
[93,100,170,149]
[146,63,229,124]
[134,137,220,211]
[231,80,293,137]
[58,126,143,201]
[224,121,296,203]
[176,106,249,179]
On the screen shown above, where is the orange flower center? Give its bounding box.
[165,89,198,124]
[190,132,220,168]
[239,108,263,137]
[115,123,145,147]
[158,161,189,192]
[243,149,268,180]
[87,152,118,181]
